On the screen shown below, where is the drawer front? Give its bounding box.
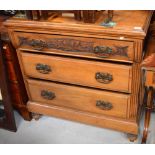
[26,79,130,119]
[19,52,132,93]
[14,32,134,62]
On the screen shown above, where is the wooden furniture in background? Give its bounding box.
[0,39,16,131]
[0,14,31,121]
[25,10,114,24]
[141,25,155,143]
[141,67,155,144]
[5,11,153,141]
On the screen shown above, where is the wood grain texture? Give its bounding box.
[1,38,31,121]
[26,79,131,119]
[14,32,134,63]
[19,52,132,93]
[27,101,138,134]
[0,38,16,131]
[142,88,154,143]
[141,29,155,143]
[145,71,155,87]
[4,11,153,136]
[4,11,153,39]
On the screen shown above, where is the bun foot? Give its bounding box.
[127,133,138,142]
[32,113,42,121]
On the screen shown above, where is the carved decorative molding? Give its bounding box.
[18,37,94,52]
[18,37,129,58]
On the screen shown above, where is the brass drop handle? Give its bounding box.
[93,46,113,58]
[31,39,47,51]
[41,90,55,100]
[95,72,113,84]
[36,63,51,74]
[96,100,113,110]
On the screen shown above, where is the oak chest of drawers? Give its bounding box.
[4,11,153,140]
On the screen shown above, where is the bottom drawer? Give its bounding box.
[26,79,131,118]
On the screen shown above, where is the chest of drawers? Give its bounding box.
[4,11,153,141]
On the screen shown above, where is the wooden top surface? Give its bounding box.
[4,11,153,39]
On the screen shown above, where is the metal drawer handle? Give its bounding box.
[31,39,47,51]
[96,100,113,110]
[93,46,113,58]
[36,63,51,74]
[95,72,113,84]
[41,90,55,100]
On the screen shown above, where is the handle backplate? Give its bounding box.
[31,39,47,50]
[41,90,55,100]
[36,63,51,74]
[94,46,113,58]
[96,100,113,110]
[95,72,113,84]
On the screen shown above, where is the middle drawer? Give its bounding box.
[19,52,132,93]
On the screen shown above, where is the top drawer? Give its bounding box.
[14,32,134,62]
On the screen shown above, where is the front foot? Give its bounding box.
[32,113,42,121]
[127,133,138,142]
